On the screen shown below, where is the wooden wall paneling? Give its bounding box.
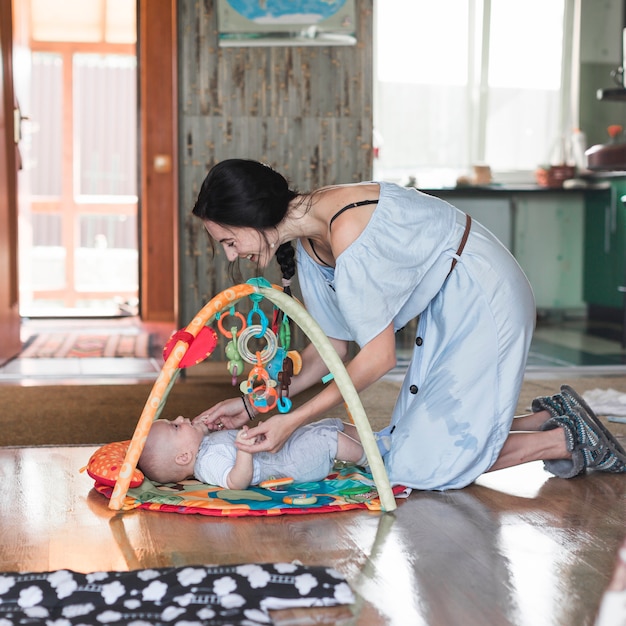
[178,1,373,342]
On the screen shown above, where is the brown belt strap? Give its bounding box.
[448,213,472,276]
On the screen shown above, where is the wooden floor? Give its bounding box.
[1,445,623,625]
[1,316,624,624]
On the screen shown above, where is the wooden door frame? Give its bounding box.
[1,0,179,338]
[138,0,178,324]
[0,0,21,365]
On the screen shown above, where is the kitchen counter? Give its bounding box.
[419,182,611,196]
[410,176,622,313]
[411,184,591,311]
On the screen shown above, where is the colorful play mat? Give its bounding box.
[85,279,401,516]
[89,455,408,517]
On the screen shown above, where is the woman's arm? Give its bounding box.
[284,337,349,397]
[241,323,397,453]
[192,336,348,430]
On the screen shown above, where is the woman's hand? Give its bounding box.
[234,413,298,454]
[192,397,249,432]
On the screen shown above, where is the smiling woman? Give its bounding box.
[192,159,299,287]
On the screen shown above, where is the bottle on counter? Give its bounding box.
[571,128,587,171]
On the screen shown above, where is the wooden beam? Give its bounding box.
[138,0,178,323]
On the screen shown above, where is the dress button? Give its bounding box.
[415,336,423,346]
[409,384,418,394]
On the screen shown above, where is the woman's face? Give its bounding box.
[203,221,274,267]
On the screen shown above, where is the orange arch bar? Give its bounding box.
[109,283,255,510]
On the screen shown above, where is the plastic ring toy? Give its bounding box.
[247,306,269,337]
[217,311,246,338]
[276,396,292,413]
[283,494,317,506]
[248,384,278,413]
[237,324,278,364]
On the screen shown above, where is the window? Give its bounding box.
[373,0,577,187]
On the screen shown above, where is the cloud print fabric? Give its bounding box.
[0,562,354,625]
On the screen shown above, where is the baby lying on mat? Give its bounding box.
[138,414,367,489]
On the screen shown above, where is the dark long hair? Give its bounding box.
[192,159,298,292]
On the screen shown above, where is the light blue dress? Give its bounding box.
[297,182,536,490]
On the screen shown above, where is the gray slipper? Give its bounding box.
[567,405,626,473]
[533,385,626,473]
[559,384,626,461]
[540,416,586,478]
[531,393,565,418]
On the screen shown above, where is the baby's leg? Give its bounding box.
[342,423,361,443]
[337,424,365,464]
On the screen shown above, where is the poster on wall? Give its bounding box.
[217,0,357,47]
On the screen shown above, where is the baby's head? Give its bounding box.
[138,416,206,483]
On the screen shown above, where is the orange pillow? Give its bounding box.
[85,440,144,488]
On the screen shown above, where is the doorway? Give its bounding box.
[15,0,138,318]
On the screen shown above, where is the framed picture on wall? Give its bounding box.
[217,0,356,47]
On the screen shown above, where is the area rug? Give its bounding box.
[19,332,152,358]
[0,377,398,447]
[0,381,236,447]
[0,562,353,625]
[1,376,625,447]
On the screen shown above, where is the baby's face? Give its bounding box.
[154,416,205,453]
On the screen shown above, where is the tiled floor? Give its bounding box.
[0,315,624,385]
[389,316,626,382]
[525,317,626,378]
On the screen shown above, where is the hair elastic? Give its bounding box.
[241,395,255,420]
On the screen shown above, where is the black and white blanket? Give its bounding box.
[0,562,354,625]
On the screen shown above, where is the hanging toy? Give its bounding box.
[240,352,278,413]
[236,324,278,364]
[217,307,247,385]
[265,347,287,380]
[276,354,294,413]
[247,292,268,336]
[225,279,300,413]
[236,298,280,413]
[225,332,245,386]
[263,310,303,413]
[264,348,301,413]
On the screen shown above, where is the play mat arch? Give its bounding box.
[96,278,397,514]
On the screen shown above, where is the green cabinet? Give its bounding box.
[583,179,626,311]
[514,194,585,310]
[430,188,588,311]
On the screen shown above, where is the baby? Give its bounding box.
[138,414,368,489]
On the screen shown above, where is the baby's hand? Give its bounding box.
[235,426,257,448]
